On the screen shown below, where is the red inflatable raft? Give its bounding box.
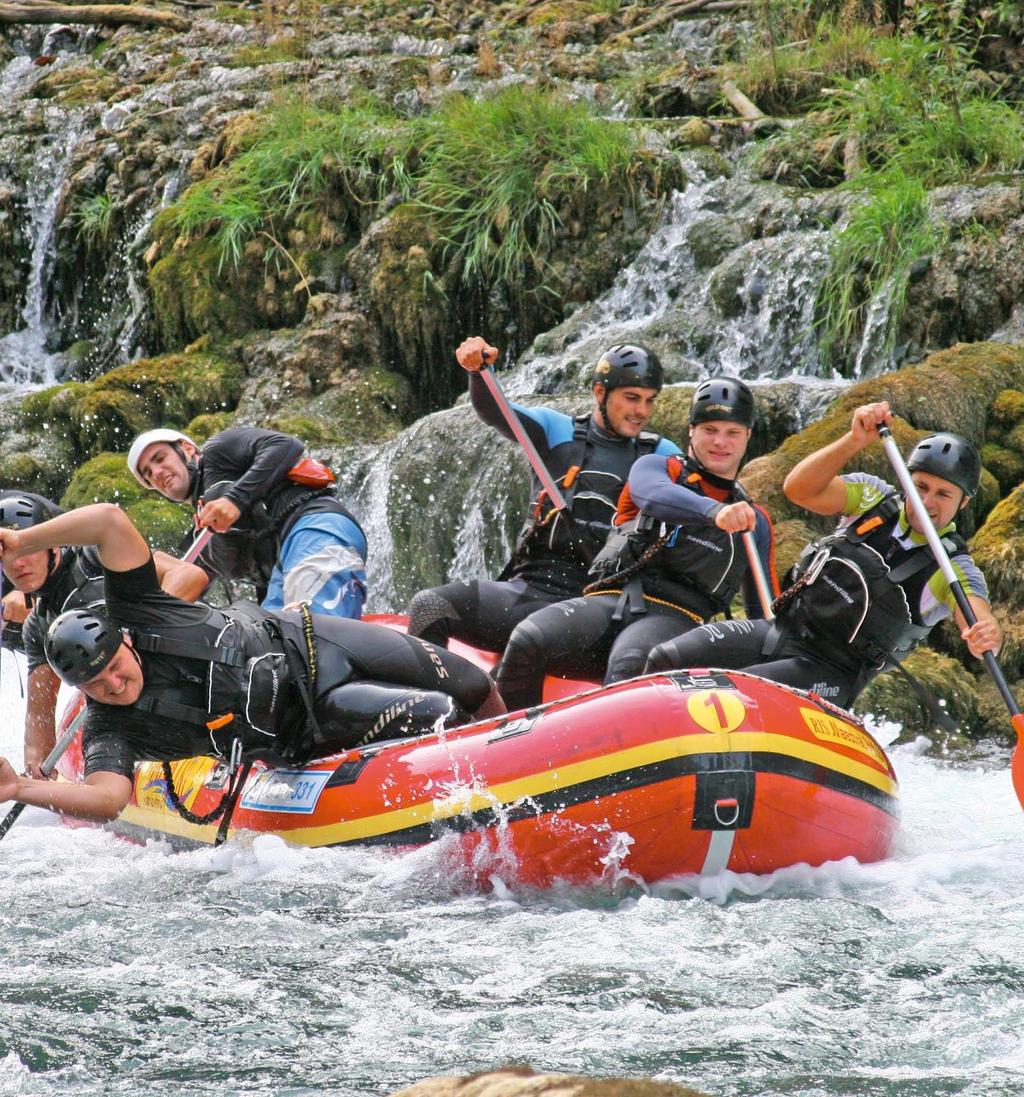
[54,650,899,884]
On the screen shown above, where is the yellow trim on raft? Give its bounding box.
[113,726,897,847]
[242,728,897,847]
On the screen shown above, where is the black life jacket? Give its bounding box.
[128,603,316,755]
[503,414,662,591]
[588,456,750,620]
[779,494,964,669]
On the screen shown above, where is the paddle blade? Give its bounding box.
[1012,714,1024,811]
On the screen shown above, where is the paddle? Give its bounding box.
[741,530,774,620]
[878,424,1024,809]
[0,526,215,837]
[0,706,87,839]
[477,352,569,511]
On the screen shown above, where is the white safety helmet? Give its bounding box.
[127,428,198,488]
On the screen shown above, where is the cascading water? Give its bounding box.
[506,154,853,397]
[0,95,85,388]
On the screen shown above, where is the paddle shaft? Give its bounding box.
[478,365,569,511]
[0,527,214,838]
[741,530,774,620]
[878,425,1022,719]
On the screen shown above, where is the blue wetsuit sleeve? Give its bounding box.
[627,454,719,524]
[741,506,779,619]
[468,373,575,458]
[654,437,683,457]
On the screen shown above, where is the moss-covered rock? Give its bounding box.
[990,387,1024,429]
[148,229,306,348]
[23,351,243,459]
[61,453,192,552]
[854,649,981,747]
[32,64,119,107]
[742,342,1024,527]
[970,483,1024,608]
[980,441,1024,495]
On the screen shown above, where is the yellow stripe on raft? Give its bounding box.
[268,728,898,847]
[113,725,896,847]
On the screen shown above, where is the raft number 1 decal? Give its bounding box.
[240,770,332,814]
[687,690,746,734]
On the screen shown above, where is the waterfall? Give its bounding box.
[508,156,851,396]
[0,46,88,388]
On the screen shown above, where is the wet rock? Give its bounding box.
[388,1066,709,1097]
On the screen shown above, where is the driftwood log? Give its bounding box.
[0,1,189,31]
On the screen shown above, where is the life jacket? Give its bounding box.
[587,455,750,620]
[778,494,964,669]
[128,603,317,756]
[197,474,362,590]
[502,414,662,590]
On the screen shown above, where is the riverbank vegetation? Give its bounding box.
[731,1,1024,369]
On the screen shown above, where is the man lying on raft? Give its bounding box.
[645,401,1001,709]
[0,504,504,823]
[406,336,682,655]
[495,376,779,710]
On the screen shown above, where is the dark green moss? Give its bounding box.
[61,453,192,552]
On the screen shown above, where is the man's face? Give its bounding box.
[688,420,752,480]
[1,547,53,593]
[594,384,659,438]
[906,471,967,534]
[80,641,144,706]
[137,442,192,501]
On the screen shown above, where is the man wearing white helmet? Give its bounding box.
[127,426,367,618]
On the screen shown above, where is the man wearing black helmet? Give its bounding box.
[495,376,778,710]
[0,503,504,823]
[406,335,682,655]
[644,401,1001,708]
[126,426,367,619]
[0,490,205,778]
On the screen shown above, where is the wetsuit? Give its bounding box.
[406,373,681,652]
[18,546,105,672]
[495,453,777,710]
[644,473,990,708]
[78,556,503,780]
[191,427,367,618]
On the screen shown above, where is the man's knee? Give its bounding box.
[407,586,462,642]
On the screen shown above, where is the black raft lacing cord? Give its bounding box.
[161,759,245,825]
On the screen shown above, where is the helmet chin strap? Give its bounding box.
[596,387,627,439]
[171,442,201,500]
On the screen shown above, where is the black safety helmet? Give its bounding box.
[906,432,982,498]
[0,491,65,584]
[45,609,125,687]
[0,491,63,530]
[689,376,756,428]
[591,344,664,394]
[591,344,664,437]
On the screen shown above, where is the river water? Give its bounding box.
[0,655,1021,1097]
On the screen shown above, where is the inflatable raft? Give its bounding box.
[54,657,899,885]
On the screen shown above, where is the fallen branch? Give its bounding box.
[0,1,189,30]
[721,79,765,121]
[607,0,718,43]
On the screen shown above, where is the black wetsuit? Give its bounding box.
[191,427,364,601]
[494,453,777,710]
[406,374,681,653]
[80,557,499,780]
[644,477,989,708]
[17,547,105,673]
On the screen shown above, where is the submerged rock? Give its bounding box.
[389,1066,709,1097]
